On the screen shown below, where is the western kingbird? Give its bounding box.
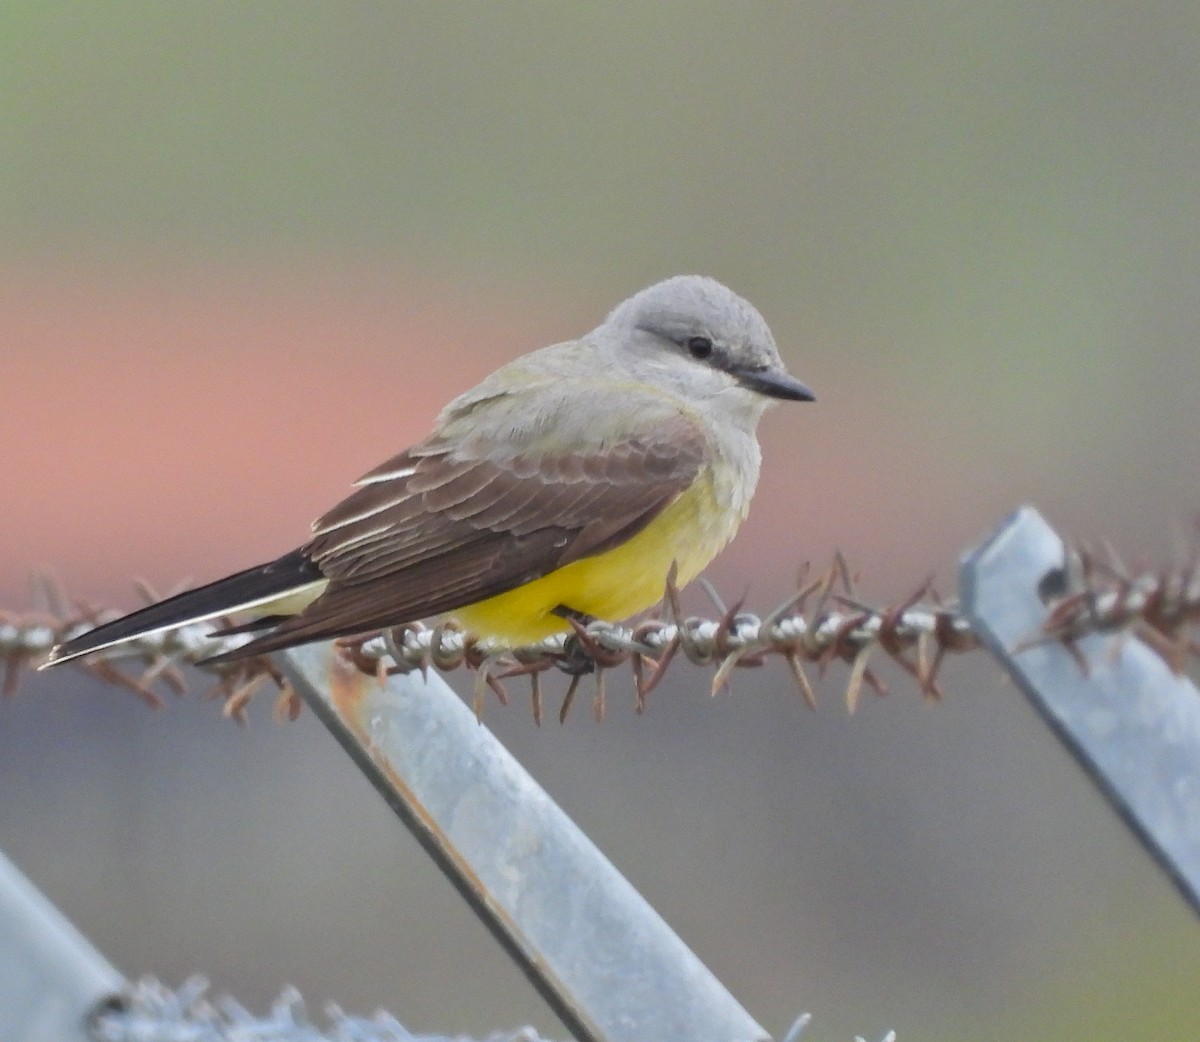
[44,275,813,669]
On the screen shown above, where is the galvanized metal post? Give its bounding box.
[277,643,771,1042]
[0,848,124,1042]
[961,506,1200,915]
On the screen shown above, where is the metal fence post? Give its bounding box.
[0,848,124,1042]
[277,643,771,1042]
[961,506,1200,915]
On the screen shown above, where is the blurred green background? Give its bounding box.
[4,4,1200,1039]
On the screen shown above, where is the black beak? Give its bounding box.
[736,367,816,402]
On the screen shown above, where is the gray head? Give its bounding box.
[599,275,814,407]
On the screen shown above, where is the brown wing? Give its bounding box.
[231,414,707,654]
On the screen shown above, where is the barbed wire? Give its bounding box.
[88,977,894,1042]
[91,976,558,1042]
[6,543,1199,723]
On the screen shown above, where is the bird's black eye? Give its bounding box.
[686,335,714,360]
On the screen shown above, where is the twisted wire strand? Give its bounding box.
[90,976,890,1042]
[92,975,558,1042]
[7,544,1199,722]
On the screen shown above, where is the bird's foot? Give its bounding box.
[552,605,597,675]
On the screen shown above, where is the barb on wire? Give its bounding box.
[10,533,1200,722]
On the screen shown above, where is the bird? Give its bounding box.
[42,275,814,670]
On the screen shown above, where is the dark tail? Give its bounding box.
[42,549,324,667]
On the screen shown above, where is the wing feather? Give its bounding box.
[222,392,710,658]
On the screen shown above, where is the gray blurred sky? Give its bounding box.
[4,5,1200,1040]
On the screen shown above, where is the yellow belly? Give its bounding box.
[451,470,741,645]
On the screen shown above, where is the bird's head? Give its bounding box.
[601,275,815,411]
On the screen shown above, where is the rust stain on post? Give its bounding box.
[324,649,371,723]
